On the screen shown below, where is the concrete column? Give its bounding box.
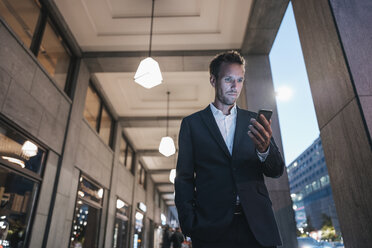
[242,55,297,248]
[292,0,372,246]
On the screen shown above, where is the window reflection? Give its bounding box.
[119,138,127,165]
[98,107,112,146]
[133,211,144,248]
[113,199,130,248]
[70,177,103,248]
[126,146,133,172]
[0,166,38,248]
[83,84,114,148]
[0,0,40,47]
[0,125,45,175]
[138,163,146,189]
[70,202,100,248]
[83,86,100,131]
[119,136,134,174]
[37,18,71,90]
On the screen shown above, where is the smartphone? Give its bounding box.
[256,109,272,126]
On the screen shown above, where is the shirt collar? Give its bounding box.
[209,103,237,118]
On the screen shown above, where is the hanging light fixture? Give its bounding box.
[159,91,176,157]
[134,0,163,89]
[169,149,177,183]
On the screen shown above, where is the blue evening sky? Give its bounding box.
[269,3,320,166]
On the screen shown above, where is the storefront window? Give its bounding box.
[133,211,144,248]
[0,121,45,248]
[0,0,40,47]
[112,199,130,248]
[70,176,104,248]
[37,17,71,91]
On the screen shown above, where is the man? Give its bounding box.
[174,51,285,248]
[161,225,171,248]
[170,227,185,248]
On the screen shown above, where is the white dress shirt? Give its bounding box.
[210,103,270,204]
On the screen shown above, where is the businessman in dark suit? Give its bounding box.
[174,51,285,248]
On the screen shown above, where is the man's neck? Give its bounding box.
[212,101,235,115]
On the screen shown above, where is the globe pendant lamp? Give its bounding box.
[159,92,176,157]
[134,0,162,89]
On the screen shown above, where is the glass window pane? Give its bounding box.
[0,0,40,47]
[134,211,144,248]
[78,177,104,205]
[119,137,127,166]
[98,107,112,146]
[37,18,71,90]
[0,123,45,175]
[113,199,130,248]
[70,202,100,248]
[83,86,100,131]
[0,166,38,248]
[126,147,133,172]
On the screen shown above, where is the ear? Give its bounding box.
[210,75,216,88]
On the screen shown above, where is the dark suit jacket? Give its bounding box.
[174,106,285,247]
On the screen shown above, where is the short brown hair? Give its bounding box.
[209,51,245,79]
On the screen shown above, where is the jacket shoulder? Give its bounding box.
[182,108,207,123]
[239,108,257,118]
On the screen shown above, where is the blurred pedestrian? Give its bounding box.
[171,227,184,248]
[161,225,171,248]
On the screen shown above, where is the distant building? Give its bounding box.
[287,137,340,234]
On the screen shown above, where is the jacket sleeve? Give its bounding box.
[261,136,285,178]
[174,118,195,236]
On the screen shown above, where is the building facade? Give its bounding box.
[0,2,170,247]
[287,137,340,235]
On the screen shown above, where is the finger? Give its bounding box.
[247,131,261,146]
[259,114,272,136]
[250,120,269,142]
[249,125,266,144]
[250,118,266,134]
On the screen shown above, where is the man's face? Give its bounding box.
[211,62,245,106]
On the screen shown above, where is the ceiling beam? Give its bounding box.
[138,149,179,157]
[241,0,289,54]
[160,191,174,195]
[148,169,173,175]
[120,116,183,128]
[82,49,233,58]
[155,182,174,187]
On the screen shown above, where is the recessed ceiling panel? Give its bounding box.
[54,0,253,51]
[142,156,176,170]
[95,71,213,117]
[151,173,171,182]
[158,185,174,192]
[125,127,179,150]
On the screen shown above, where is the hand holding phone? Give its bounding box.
[256,109,272,126]
[248,109,273,153]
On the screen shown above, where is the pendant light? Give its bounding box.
[169,149,177,184]
[134,0,163,89]
[159,91,176,157]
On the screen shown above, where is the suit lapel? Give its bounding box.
[200,106,231,158]
[232,107,253,157]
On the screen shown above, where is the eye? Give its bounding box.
[224,77,232,83]
[237,78,244,83]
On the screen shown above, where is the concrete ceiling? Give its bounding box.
[54,0,253,51]
[54,0,289,206]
